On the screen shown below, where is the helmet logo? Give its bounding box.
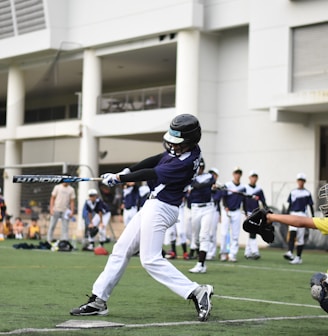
[169,128,181,137]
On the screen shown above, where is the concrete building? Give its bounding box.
[1,0,328,232]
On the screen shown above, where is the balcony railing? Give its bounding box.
[98,85,175,114]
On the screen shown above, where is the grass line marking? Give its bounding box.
[215,295,320,309]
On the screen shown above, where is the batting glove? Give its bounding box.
[101,173,121,187]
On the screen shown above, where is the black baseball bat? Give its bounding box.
[12,175,103,184]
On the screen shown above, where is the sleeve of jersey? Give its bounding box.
[120,169,157,183]
[128,153,164,172]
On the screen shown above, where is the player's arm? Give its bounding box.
[117,153,164,183]
[128,153,164,172]
[267,213,316,229]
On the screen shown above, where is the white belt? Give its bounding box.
[191,202,214,208]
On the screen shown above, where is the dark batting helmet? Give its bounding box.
[163,114,201,155]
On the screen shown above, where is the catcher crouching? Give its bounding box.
[243,184,328,314]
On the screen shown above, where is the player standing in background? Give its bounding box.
[0,188,7,241]
[244,170,267,260]
[283,173,314,265]
[82,189,111,251]
[219,167,247,262]
[206,168,222,260]
[121,182,139,226]
[70,114,214,322]
[47,182,76,243]
[188,159,216,273]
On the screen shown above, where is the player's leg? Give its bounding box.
[47,212,60,242]
[189,206,201,259]
[61,215,70,241]
[70,209,142,316]
[284,226,297,260]
[189,206,213,273]
[139,199,197,296]
[219,210,230,261]
[138,199,214,321]
[229,210,241,262]
[206,209,219,260]
[290,227,305,265]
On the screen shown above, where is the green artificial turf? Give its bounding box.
[1,239,328,335]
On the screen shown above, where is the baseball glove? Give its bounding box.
[243,207,274,243]
[88,226,99,238]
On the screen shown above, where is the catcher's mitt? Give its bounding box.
[243,207,274,244]
[88,226,99,238]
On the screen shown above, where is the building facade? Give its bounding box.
[1,0,328,228]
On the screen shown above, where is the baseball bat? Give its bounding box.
[214,183,258,199]
[12,175,103,184]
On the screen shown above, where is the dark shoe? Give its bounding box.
[70,294,108,316]
[189,285,214,321]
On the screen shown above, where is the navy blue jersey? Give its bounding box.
[149,146,201,206]
[212,189,224,212]
[123,185,139,209]
[287,188,314,213]
[222,181,246,210]
[245,184,266,213]
[188,173,215,204]
[84,198,110,215]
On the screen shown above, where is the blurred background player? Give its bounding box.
[27,216,41,240]
[13,217,25,239]
[47,182,76,243]
[188,159,216,273]
[244,170,267,260]
[220,167,247,262]
[164,198,189,260]
[283,173,314,265]
[82,189,111,251]
[206,168,222,260]
[3,215,15,239]
[0,188,7,241]
[122,182,139,226]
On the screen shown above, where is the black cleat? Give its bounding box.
[70,294,108,316]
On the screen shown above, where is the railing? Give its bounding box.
[98,85,175,114]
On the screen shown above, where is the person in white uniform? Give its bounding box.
[219,167,246,263]
[70,114,214,322]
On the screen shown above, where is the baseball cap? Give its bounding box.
[249,170,258,177]
[296,173,306,181]
[88,188,98,196]
[233,166,242,174]
[209,167,219,176]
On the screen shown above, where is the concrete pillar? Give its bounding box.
[175,30,200,117]
[78,49,102,231]
[4,66,24,217]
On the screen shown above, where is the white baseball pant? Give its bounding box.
[123,206,138,226]
[220,209,242,259]
[92,199,199,301]
[289,211,307,245]
[190,203,215,252]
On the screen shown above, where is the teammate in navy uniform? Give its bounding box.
[283,173,314,264]
[219,167,247,262]
[70,114,214,322]
[188,159,216,273]
[122,182,139,226]
[82,189,111,251]
[244,170,267,260]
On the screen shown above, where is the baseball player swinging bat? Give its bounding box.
[12,175,103,184]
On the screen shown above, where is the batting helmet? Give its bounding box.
[163,114,201,155]
[88,188,98,196]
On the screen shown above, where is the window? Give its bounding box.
[292,23,328,91]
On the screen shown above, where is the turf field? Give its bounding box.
[1,239,328,336]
